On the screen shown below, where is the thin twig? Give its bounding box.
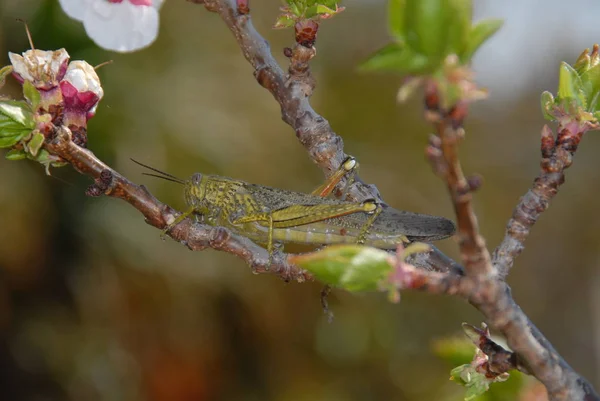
[424,95,492,278]
[492,124,593,278]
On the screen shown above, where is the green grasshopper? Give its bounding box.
[132,158,455,257]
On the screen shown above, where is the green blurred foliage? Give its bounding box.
[0,1,598,401]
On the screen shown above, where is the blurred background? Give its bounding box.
[0,0,598,400]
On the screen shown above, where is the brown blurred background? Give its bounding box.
[0,0,598,400]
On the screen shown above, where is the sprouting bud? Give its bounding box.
[8,49,69,90]
[294,20,319,48]
[60,60,104,121]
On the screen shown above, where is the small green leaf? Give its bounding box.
[274,15,296,29]
[28,148,64,168]
[0,65,13,90]
[304,6,317,18]
[445,0,472,56]
[464,376,490,401]
[23,80,41,111]
[558,62,584,106]
[360,42,430,74]
[450,365,492,400]
[0,126,33,138]
[540,91,556,121]
[5,149,26,160]
[0,101,35,129]
[450,364,472,385]
[27,131,45,157]
[388,0,406,41]
[316,4,336,14]
[460,18,503,62]
[579,63,600,112]
[288,2,302,17]
[289,245,392,292]
[573,48,591,75]
[0,135,24,148]
[404,0,451,58]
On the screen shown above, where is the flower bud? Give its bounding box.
[60,60,104,119]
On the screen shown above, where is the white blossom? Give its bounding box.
[58,0,164,53]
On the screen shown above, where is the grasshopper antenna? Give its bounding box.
[130,158,185,185]
[16,19,34,49]
[141,173,185,185]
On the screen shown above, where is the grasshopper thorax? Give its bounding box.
[184,172,206,208]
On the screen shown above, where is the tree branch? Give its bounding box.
[424,91,492,278]
[492,124,591,278]
[45,126,311,283]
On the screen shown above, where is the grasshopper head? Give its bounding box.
[185,173,206,207]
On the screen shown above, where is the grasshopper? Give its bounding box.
[132,158,455,257]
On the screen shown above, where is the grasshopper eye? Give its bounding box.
[191,173,203,186]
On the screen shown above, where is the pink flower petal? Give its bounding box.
[128,0,152,6]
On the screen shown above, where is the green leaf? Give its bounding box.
[0,65,13,90]
[388,0,406,41]
[5,149,27,160]
[289,245,392,292]
[27,131,45,157]
[360,42,430,74]
[274,15,296,29]
[579,63,600,112]
[316,4,335,14]
[0,127,33,138]
[573,48,591,75]
[0,135,24,148]
[540,91,556,121]
[460,18,503,62]
[0,101,35,129]
[450,364,472,385]
[404,0,451,58]
[558,62,585,107]
[289,2,302,17]
[445,0,472,56]
[464,376,490,401]
[450,365,492,400]
[23,80,41,111]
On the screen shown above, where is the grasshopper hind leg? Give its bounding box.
[312,156,359,198]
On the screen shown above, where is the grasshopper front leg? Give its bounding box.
[162,206,196,239]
